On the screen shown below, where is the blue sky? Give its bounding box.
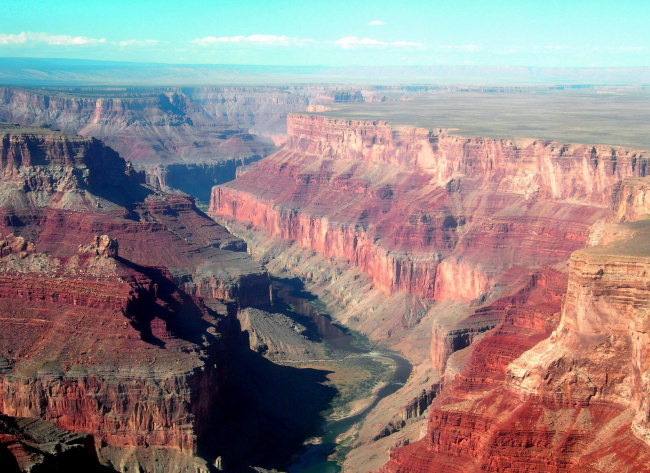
[1,0,648,67]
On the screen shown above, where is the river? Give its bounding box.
[272,279,412,473]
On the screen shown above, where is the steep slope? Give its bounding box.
[213,114,646,302]
[211,114,647,360]
[0,87,270,159]
[0,87,278,201]
[0,87,431,201]
[0,125,273,472]
[210,113,650,470]
[383,211,650,473]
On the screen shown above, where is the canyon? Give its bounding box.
[211,112,650,471]
[0,123,332,472]
[0,86,411,202]
[2,82,650,473]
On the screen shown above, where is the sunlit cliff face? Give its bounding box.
[212,113,650,472]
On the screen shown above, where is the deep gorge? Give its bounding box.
[1,85,650,472]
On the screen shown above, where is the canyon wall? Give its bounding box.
[0,87,427,202]
[383,216,650,472]
[0,126,273,471]
[212,113,650,471]
[0,251,223,455]
[285,114,647,204]
[0,87,278,202]
[212,114,647,302]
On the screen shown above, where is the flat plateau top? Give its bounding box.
[315,88,650,151]
[0,123,75,138]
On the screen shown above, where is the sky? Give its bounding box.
[0,0,648,67]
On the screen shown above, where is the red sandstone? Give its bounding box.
[211,114,644,301]
[0,127,271,471]
[211,113,650,472]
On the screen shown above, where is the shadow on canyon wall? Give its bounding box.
[110,261,337,472]
[162,157,263,204]
[271,277,355,345]
[203,337,336,472]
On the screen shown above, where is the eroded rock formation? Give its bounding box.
[211,114,648,303]
[78,234,118,258]
[383,216,650,472]
[0,86,431,201]
[0,125,272,472]
[211,113,650,471]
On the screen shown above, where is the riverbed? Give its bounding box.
[271,279,412,472]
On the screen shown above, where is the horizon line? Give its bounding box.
[2,57,650,70]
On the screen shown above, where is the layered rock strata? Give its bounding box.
[0,247,225,456]
[383,217,650,472]
[212,114,646,302]
[0,126,272,471]
[211,113,650,471]
[0,86,432,200]
[0,126,270,307]
[0,87,275,165]
[0,87,279,203]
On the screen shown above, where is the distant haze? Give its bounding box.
[0,58,649,86]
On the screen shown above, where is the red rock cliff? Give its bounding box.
[212,114,650,471]
[0,127,272,471]
[383,191,650,472]
[211,114,644,301]
[0,249,227,455]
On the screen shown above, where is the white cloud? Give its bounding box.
[334,37,383,49]
[0,32,166,48]
[192,35,315,47]
[333,36,423,49]
[0,32,27,44]
[390,40,424,47]
[439,44,479,52]
[116,39,160,47]
[196,36,243,44]
[0,31,106,46]
[191,34,423,50]
[368,20,386,26]
[28,32,105,46]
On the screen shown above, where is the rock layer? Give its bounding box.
[0,126,272,471]
[383,219,650,472]
[212,113,650,471]
[211,114,645,302]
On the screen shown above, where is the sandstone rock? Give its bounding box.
[211,114,638,303]
[0,234,34,258]
[78,234,118,258]
[211,113,650,471]
[0,252,222,453]
[0,125,271,471]
[382,217,650,472]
